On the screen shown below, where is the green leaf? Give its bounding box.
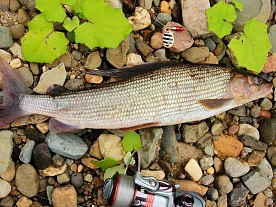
[61,0,76,6]
[228,18,272,72]
[21,14,69,63]
[206,1,237,38]
[63,16,79,31]
[91,157,119,171]
[104,163,126,180]
[122,131,142,152]
[124,152,135,166]
[36,0,65,22]
[74,0,132,49]
[230,0,243,11]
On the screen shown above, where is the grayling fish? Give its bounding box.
[0,57,272,133]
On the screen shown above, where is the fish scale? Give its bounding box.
[19,64,232,129]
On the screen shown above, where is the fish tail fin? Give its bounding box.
[0,57,30,128]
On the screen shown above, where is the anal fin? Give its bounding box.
[49,118,82,133]
[118,122,160,132]
[197,99,233,110]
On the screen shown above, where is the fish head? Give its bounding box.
[226,70,273,104]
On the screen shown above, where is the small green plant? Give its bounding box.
[91,130,142,180]
[206,1,271,72]
[21,0,132,63]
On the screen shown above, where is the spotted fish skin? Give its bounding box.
[0,59,272,133]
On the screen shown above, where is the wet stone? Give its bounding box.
[204,38,216,52]
[32,142,52,170]
[258,118,276,144]
[25,128,45,142]
[242,170,271,194]
[238,135,268,150]
[19,140,35,163]
[228,183,249,207]
[214,175,233,196]
[224,157,249,177]
[206,187,218,201]
[15,164,39,197]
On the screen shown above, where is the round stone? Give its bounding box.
[0,178,11,198]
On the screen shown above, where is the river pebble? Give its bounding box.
[257,158,273,179]
[224,157,249,177]
[214,175,233,196]
[161,125,179,163]
[258,117,276,144]
[0,26,13,48]
[15,164,39,197]
[19,140,35,163]
[137,0,152,9]
[52,185,77,207]
[181,46,209,63]
[199,155,213,171]
[0,161,15,182]
[10,0,21,12]
[267,146,276,166]
[39,162,67,177]
[71,172,83,188]
[182,121,209,143]
[57,172,70,185]
[0,130,13,173]
[45,133,88,160]
[9,24,25,40]
[228,182,249,207]
[139,127,163,168]
[242,169,271,194]
[32,142,52,170]
[239,135,268,150]
[9,42,25,60]
[85,51,102,69]
[184,159,202,181]
[0,178,11,198]
[150,32,163,49]
[206,187,218,201]
[200,174,214,186]
[214,135,243,158]
[128,7,151,31]
[16,196,32,207]
[248,150,265,167]
[260,98,273,110]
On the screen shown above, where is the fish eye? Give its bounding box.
[253,76,262,85]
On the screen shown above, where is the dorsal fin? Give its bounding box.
[85,61,182,78]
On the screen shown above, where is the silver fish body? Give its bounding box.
[0,59,272,133]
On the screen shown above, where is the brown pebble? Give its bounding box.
[52,185,77,207]
[160,1,172,15]
[9,24,25,39]
[70,163,78,172]
[84,74,103,84]
[262,54,276,74]
[17,8,30,26]
[253,192,268,207]
[93,176,104,188]
[150,32,163,49]
[10,0,21,12]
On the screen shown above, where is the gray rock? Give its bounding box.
[257,158,273,179]
[32,142,52,170]
[181,0,211,37]
[64,79,84,90]
[204,38,216,52]
[242,169,271,194]
[15,67,34,88]
[52,154,65,166]
[227,105,246,116]
[211,122,225,136]
[0,26,13,48]
[153,13,172,28]
[200,174,214,186]
[181,47,209,63]
[46,185,54,205]
[199,155,214,170]
[258,118,276,144]
[0,130,13,173]
[45,133,88,160]
[19,140,35,163]
[106,36,129,68]
[72,50,82,61]
[260,98,273,110]
[224,157,249,177]
[137,0,153,9]
[0,178,11,198]
[182,121,209,143]
[15,164,39,197]
[204,146,214,156]
[136,40,153,56]
[237,123,259,140]
[128,35,137,54]
[71,172,83,188]
[238,135,268,150]
[229,0,271,30]
[139,127,163,168]
[154,49,169,61]
[161,126,179,163]
[19,0,36,10]
[206,188,218,201]
[30,62,40,75]
[228,183,249,207]
[269,25,276,53]
[0,196,14,207]
[214,175,233,196]
[216,42,226,62]
[196,133,212,148]
[57,172,70,184]
[85,51,102,69]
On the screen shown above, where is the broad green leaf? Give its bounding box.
[230,0,243,11]
[61,0,76,6]
[91,157,119,171]
[74,0,132,49]
[206,1,237,38]
[36,0,66,22]
[124,152,135,166]
[122,131,142,152]
[104,163,126,180]
[228,18,272,72]
[21,14,69,63]
[72,0,85,14]
[63,16,79,31]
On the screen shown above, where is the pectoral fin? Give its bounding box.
[49,118,83,133]
[197,99,233,110]
[118,122,160,132]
